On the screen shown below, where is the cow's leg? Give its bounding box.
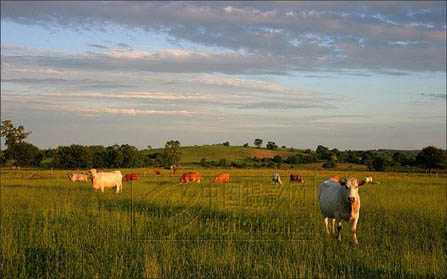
[324,218,331,236]
[331,218,336,235]
[352,216,359,246]
[335,218,342,242]
[101,186,105,193]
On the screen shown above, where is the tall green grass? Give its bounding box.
[1,169,446,278]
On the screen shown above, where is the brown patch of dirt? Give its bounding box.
[251,149,297,159]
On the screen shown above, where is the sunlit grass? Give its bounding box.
[1,168,446,278]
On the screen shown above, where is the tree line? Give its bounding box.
[1,120,446,172]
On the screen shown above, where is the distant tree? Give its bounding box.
[162,140,182,168]
[372,153,393,171]
[322,160,337,168]
[254,138,263,148]
[272,155,282,163]
[147,145,152,149]
[0,150,5,167]
[281,146,286,149]
[218,158,227,167]
[222,141,230,146]
[53,145,93,169]
[267,162,275,168]
[285,155,300,164]
[316,145,330,160]
[416,146,446,172]
[243,143,249,148]
[120,144,143,168]
[105,146,124,168]
[304,149,313,154]
[1,120,32,147]
[266,141,278,150]
[200,158,208,168]
[5,142,42,167]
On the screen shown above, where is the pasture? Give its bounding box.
[1,168,446,278]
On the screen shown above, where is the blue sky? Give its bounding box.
[1,1,445,150]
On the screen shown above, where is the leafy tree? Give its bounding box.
[267,162,275,168]
[1,120,32,147]
[316,145,330,160]
[416,146,446,171]
[147,145,152,149]
[105,146,123,168]
[243,143,249,148]
[53,145,93,169]
[254,138,263,148]
[266,141,278,150]
[200,158,208,168]
[0,150,5,167]
[222,141,230,146]
[285,155,300,164]
[120,144,143,168]
[218,158,227,167]
[372,153,393,171]
[322,160,337,168]
[304,149,313,154]
[272,155,282,163]
[5,142,42,167]
[162,140,182,168]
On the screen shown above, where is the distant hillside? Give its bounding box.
[142,145,306,165]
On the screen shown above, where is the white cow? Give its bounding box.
[89,169,123,194]
[67,173,89,182]
[318,177,366,245]
[272,173,282,185]
[365,177,373,183]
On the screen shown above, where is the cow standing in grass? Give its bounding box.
[89,169,123,194]
[179,172,202,184]
[213,173,230,183]
[318,177,366,245]
[290,174,305,183]
[272,173,282,185]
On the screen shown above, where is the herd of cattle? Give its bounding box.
[66,169,373,245]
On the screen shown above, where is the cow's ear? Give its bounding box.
[340,180,346,186]
[358,180,366,187]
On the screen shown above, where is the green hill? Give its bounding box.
[142,145,304,165]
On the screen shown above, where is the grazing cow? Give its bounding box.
[67,173,89,182]
[123,173,139,181]
[213,173,230,183]
[154,170,161,175]
[89,169,123,194]
[290,174,305,183]
[365,177,373,183]
[318,177,366,245]
[272,173,282,185]
[179,172,202,184]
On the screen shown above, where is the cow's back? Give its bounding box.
[318,179,344,218]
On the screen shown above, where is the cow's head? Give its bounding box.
[340,177,366,203]
[67,173,73,179]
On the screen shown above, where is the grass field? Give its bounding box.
[1,168,446,278]
[143,146,306,165]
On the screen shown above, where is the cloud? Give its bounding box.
[2,2,445,73]
[419,93,447,100]
[87,43,108,49]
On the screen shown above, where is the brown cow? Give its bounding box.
[212,173,230,183]
[123,173,139,181]
[290,174,305,183]
[154,170,161,175]
[179,172,202,184]
[329,175,342,184]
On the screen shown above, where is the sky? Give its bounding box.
[1,1,446,150]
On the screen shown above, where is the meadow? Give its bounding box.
[1,168,446,278]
